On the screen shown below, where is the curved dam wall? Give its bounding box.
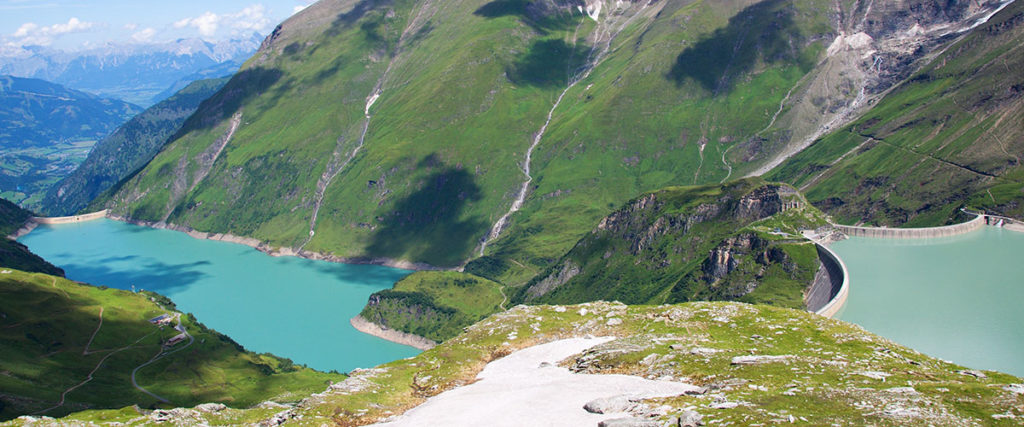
[32,210,109,225]
[834,215,986,239]
[809,242,849,318]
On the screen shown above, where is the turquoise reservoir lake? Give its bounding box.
[19,219,419,373]
[832,227,1024,376]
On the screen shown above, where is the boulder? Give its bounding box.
[584,395,635,414]
[597,417,662,427]
[678,410,704,427]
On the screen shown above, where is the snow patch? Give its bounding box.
[371,337,701,426]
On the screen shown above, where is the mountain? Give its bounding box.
[0,76,141,207]
[768,0,1024,227]
[0,35,261,106]
[39,78,230,216]
[0,269,341,421]
[515,178,829,308]
[0,198,62,276]
[94,0,1010,286]
[23,301,1024,425]
[358,179,835,344]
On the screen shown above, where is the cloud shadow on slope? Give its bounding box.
[367,155,487,267]
[667,0,808,94]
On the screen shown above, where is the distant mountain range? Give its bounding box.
[0,75,141,206]
[39,77,230,216]
[0,35,262,106]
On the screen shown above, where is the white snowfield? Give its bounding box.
[372,337,701,427]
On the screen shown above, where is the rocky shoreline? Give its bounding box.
[349,315,436,351]
[105,215,443,272]
[7,220,38,240]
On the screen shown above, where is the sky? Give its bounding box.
[0,0,316,51]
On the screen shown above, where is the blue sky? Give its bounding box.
[0,0,315,51]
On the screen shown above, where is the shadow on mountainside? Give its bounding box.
[475,0,585,34]
[367,156,487,267]
[327,0,395,37]
[172,67,284,135]
[508,39,592,88]
[667,0,808,94]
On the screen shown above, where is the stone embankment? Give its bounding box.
[834,214,986,238]
[105,215,440,271]
[808,242,849,319]
[349,316,436,351]
[7,210,110,239]
[807,211,1023,318]
[32,210,110,225]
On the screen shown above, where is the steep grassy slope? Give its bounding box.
[358,271,505,342]
[0,270,341,421]
[0,76,141,206]
[41,78,229,216]
[769,1,1024,226]
[0,198,62,276]
[25,301,1024,426]
[515,178,829,307]
[94,0,998,277]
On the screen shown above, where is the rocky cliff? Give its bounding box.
[517,178,829,309]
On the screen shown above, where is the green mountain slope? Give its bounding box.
[95,0,1000,279]
[0,76,141,207]
[517,178,829,308]
[358,271,505,342]
[40,78,229,216]
[0,269,341,421]
[0,198,62,276]
[24,302,1024,426]
[768,0,1024,227]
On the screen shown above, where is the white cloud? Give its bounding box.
[12,23,38,38]
[124,23,139,31]
[293,4,310,15]
[132,28,157,43]
[173,4,273,39]
[174,11,219,37]
[9,17,96,46]
[230,5,270,32]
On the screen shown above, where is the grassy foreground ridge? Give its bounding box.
[13,301,1022,425]
[0,270,342,421]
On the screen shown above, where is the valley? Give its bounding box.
[1,0,1023,424]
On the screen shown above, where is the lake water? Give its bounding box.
[832,227,1024,377]
[19,219,419,373]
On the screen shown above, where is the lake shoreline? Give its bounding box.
[349,316,436,351]
[104,215,444,272]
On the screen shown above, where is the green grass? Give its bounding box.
[0,270,341,421]
[29,301,1024,426]
[98,0,840,277]
[512,178,829,309]
[768,1,1024,226]
[359,271,505,342]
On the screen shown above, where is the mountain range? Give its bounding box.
[2,0,1023,424]
[0,35,262,106]
[0,76,141,207]
[92,0,1020,284]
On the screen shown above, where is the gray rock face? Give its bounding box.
[730,355,792,365]
[584,395,635,414]
[196,403,227,413]
[678,410,704,427]
[597,417,662,427]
